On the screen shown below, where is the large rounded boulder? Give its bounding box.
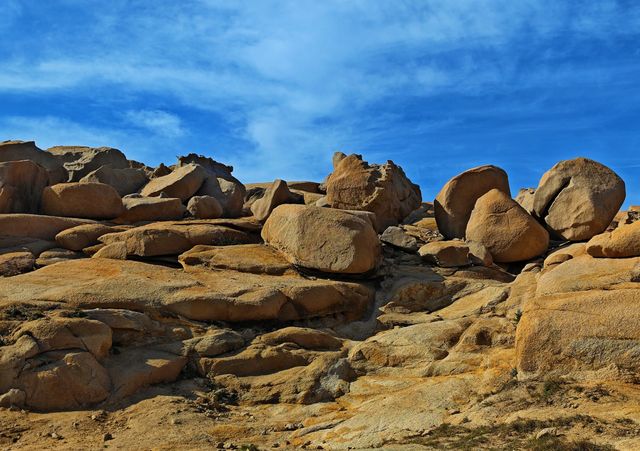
[0,140,67,184]
[325,153,421,232]
[262,204,381,274]
[434,165,510,240]
[466,189,549,263]
[41,182,124,219]
[532,158,625,241]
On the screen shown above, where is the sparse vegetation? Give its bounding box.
[412,416,622,450]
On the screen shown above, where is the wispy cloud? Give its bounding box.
[125,109,185,138]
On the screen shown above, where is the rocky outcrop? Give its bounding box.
[262,204,381,274]
[140,163,207,201]
[178,154,246,217]
[116,196,186,223]
[325,153,421,231]
[187,195,223,219]
[516,255,640,380]
[48,146,129,182]
[465,189,549,263]
[41,182,124,219]
[0,258,373,322]
[532,158,625,241]
[586,221,640,258]
[434,165,511,239]
[250,179,296,221]
[55,224,128,251]
[0,141,67,184]
[0,160,49,213]
[99,219,261,257]
[81,165,148,196]
[0,214,95,240]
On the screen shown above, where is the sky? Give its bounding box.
[1,0,639,205]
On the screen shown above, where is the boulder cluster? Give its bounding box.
[1,139,639,449]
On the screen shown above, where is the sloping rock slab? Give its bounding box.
[0,259,373,322]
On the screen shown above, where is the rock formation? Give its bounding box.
[0,141,639,450]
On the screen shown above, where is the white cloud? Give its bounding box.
[125,109,185,138]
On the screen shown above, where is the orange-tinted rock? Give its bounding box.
[41,182,124,219]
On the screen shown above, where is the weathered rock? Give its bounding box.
[41,183,124,219]
[250,179,295,221]
[187,195,223,219]
[0,141,67,184]
[586,221,640,258]
[0,160,49,213]
[55,224,127,251]
[262,205,381,274]
[100,219,260,257]
[434,165,511,239]
[325,153,421,231]
[92,242,128,259]
[465,189,549,263]
[13,316,112,359]
[380,226,419,252]
[48,146,129,181]
[140,163,207,201]
[35,248,85,266]
[0,251,35,276]
[418,241,472,267]
[0,258,373,322]
[532,158,625,241]
[514,188,535,214]
[81,165,149,196]
[179,244,294,275]
[178,154,246,217]
[516,255,640,380]
[0,214,95,240]
[115,196,186,224]
[106,348,187,399]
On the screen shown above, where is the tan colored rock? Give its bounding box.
[41,182,124,219]
[35,248,85,266]
[532,157,625,241]
[48,146,129,181]
[586,221,640,258]
[434,165,510,239]
[543,243,587,269]
[380,226,419,252]
[100,220,260,257]
[0,251,35,276]
[514,188,535,214]
[140,163,206,201]
[179,244,294,275]
[92,242,128,259]
[0,160,49,213]
[187,195,223,219]
[465,189,549,263]
[13,317,112,359]
[516,256,640,380]
[116,196,186,224]
[418,241,471,267]
[81,165,148,196]
[106,348,187,399]
[0,214,95,240]
[19,350,111,411]
[262,204,381,274]
[0,258,373,322]
[0,140,67,184]
[55,223,127,251]
[325,153,421,231]
[177,154,246,217]
[251,179,294,221]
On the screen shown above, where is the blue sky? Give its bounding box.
[1,0,639,205]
